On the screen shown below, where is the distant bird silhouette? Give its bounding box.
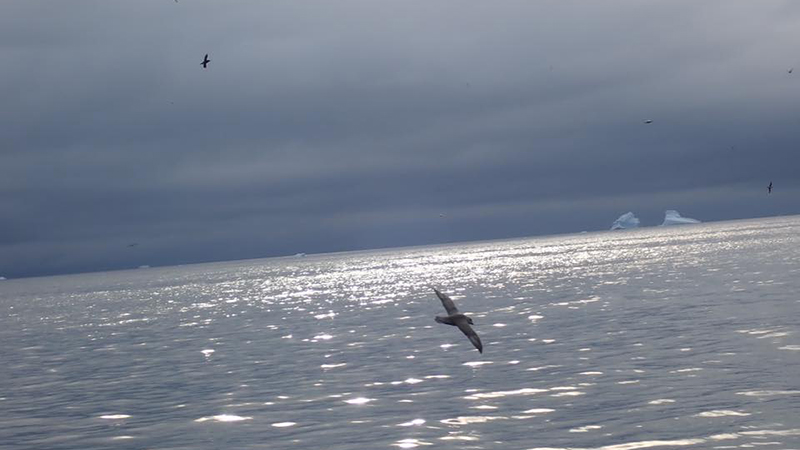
[201,54,210,69]
[432,287,483,353]
[789,68,794,74]
[768,181,773,194]
[643,119,653,124]
[127,243,138,248]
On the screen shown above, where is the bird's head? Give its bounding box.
[467,316,474,325]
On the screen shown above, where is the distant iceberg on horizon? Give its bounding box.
[661,210,701,226]
[611,212,641,230]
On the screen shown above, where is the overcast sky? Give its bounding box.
[1,1,799,278]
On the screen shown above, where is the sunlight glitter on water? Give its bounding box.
[394,438,431,448]
[195,414,252,423]
[271,422,297,427]
[99,414,131,420]
[344,397,373,405]
[695,410,750,417]
[398,418,426,426]
[2,216,800,449]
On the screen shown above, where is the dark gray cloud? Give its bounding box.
[2,1,799,278]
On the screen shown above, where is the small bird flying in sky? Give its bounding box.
[432,287,483,353]
[201,54,211,69]
[768,181,773,194]
[643,119,653,124]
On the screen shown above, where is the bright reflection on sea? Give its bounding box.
[1,216,799,448]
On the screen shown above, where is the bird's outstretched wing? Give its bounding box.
[432,287,459,315]
[455,319,483,353]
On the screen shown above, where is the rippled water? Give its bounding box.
[2,216,800,449]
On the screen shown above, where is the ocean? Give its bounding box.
[1,216,799,449]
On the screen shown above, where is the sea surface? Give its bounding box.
[2,216,799,450]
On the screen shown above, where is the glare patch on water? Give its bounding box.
[99,414,131,420]
[648,399,676,405]
[271,422,296,427]
[737,328,791,339]
[670,368,702,373]
[441,416,505,425]
[550,391,585,397]
[736,390,800,397]
[397,418,425,426]
[525,427,800,450]
[527,439,706,450]
[695,410,751,417]
[462,361,492,367]
[463,387,547,400]
[708,433,740,440]
[320,363,346,369]
[739,429,800,436]
[440,434,480,441]
[570,425,603,433]
[394,438,432,448]
[344,397,373,405]
[195,414,252,423]
[550,386,578,391]
[526,364,562,372]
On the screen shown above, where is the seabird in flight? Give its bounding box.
[768,181,773,194]
[432,287,483,353]
[643,119,653,124]
[201,54,211,69]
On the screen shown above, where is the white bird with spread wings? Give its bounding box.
[432,287,483,353]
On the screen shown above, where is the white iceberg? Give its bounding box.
[661,210,700,226]
[611,212,640,230]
